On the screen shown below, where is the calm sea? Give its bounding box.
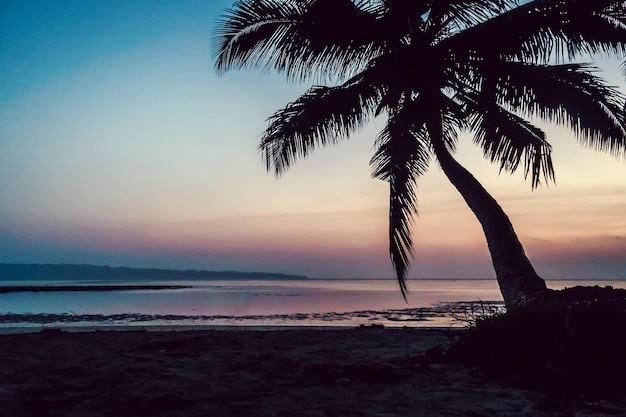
[0,279,623,330]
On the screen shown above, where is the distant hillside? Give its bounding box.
[0,264,307,281]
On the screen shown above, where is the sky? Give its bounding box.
[0,0,625,282]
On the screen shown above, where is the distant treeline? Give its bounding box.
[0,264,307,281]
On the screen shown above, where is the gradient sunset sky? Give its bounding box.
[1,0,625,282]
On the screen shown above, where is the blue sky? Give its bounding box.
[0,0,625,281]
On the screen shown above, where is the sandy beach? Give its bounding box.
[2,326,623,417]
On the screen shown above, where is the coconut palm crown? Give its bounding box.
[213,0,626,307]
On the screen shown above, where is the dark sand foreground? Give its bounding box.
[1,327,622,416]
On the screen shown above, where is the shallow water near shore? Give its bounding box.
[0,279,623,329]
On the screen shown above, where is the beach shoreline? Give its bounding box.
[0,324,374,335]
[1,326,615,416]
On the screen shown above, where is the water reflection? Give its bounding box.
[0,279,622,329]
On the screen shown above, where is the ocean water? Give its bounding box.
[0,279,623,329]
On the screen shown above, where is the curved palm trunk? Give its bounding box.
[431,141,549,308]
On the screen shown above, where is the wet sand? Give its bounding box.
[0,327,618,416]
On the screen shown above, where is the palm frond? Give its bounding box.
[557,4,626,58]
[443,0,626,63]
[260,73,381,176]
[213,0,386,82]
[428,0,518,33]
[468,105,554,188]
[493,62,626,157]
[602,1,626,23]
[440,93,466,151]
[376,0,429,41]
[213,0,299,72]
[371,103,431,299]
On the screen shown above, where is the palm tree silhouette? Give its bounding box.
[213,0,626,308]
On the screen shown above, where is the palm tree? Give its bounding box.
[213,0,626,308]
